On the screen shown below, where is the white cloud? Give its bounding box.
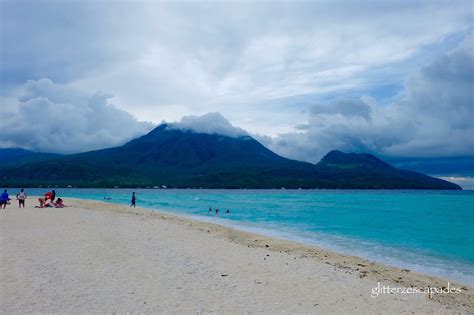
[168,112,247,138]
[0,79,154,153]
[3,1,470,135]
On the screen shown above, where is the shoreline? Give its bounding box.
[72,198,474,307]
[137,203,474,287]
[45,190,472,286]
[1,197,473,313]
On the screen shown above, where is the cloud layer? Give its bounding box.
[0,79,154,153]
[1,1,472,135]
[169,112,247,138]
[261,36,474,162]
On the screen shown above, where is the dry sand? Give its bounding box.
[0,197,473,314]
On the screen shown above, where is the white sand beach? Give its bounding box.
[1,198,473,314]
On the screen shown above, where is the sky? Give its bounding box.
[1,0,473,188]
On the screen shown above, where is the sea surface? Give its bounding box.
[15,188,474,285]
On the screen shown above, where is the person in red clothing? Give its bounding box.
[38,191,55,208]
[44,191,53,201]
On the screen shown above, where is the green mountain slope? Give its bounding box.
[314,150,460,189]
[0,125,461,189]
[0,148,60,165]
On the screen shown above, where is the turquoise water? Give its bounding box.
[17,188,474,284]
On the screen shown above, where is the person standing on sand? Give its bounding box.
[1,189,9,209]
[51,190,56,202]
[131,192,136,208]
[16,188,27,208]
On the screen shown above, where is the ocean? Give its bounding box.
[16,188,474,285]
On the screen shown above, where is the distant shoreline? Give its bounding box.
[1,186,466,190]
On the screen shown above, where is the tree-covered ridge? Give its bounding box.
[0,125,461,189]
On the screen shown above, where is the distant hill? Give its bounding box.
[0,148,60,165]
[315,150,460,189]
[0,148,36,164]
[0,125,461,189]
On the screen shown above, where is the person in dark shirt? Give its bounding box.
[130,192,136,208]
[1,189,9,209]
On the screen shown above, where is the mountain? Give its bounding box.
[0,148,60,165]
[0,148,36,164]
[314,150,460,189]
[0,125,461,189]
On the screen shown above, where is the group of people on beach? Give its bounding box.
[1,188,28,209]
[37,190,65,208]
[0,189,65,209]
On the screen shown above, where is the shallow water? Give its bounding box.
[14,188,474,284]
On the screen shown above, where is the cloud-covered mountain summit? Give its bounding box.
[167,112,248,138]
